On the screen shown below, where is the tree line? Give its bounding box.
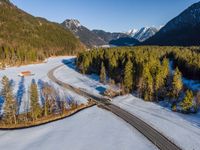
[76,46,200,113]
[0,45,81,69]
[0,77,78,125]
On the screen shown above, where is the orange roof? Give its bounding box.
[21,71,31,74]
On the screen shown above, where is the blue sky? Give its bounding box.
[10,0,200,32]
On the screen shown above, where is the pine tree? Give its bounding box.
[1,76,17,124]
[181,90,193,112]
[42,83,57,116]
[100,62,106,84]
[171,67,183,99]
[154,58,169,100]
[154,63,163,100]
[30,79,41,121]
[82,54,90,74]
[1,76,9,98]
[141,65,154,101]
[123,59,133,93]
[42,85,51,117]
[162,58,170,79]
[109,56,117,78]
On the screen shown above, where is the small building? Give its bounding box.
[18,71,33,77]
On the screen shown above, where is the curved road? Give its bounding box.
[48,64,182,150]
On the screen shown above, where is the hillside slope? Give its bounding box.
[133,27,158,42]
[143,2,200,46]
[0,0,83,65]
[61,19,106,48]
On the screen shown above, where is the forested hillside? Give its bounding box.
[143,1,200,46]
[0,0,84,67]
[77,46,200,113]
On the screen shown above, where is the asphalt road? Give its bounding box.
[47,64,182,150]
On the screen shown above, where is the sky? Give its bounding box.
[10,0,200,32]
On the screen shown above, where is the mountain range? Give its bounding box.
[61,19,131,47]
[144,1,200,46]
[62,1,200,47]
[115,1,200,47]
[1,0,200,51]
[62,19,160,47]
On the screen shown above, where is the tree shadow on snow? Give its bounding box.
[37,79,45,106]
[62,58,76,70]
[96,86,106,94]
[16,77,25,114]
[62,58,103,83]
[0,96,4,115]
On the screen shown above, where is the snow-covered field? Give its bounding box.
[0,56,200,150]
[54,58,110,96]
[54,59,200,150]
[53,57,200,150]
[0,57,157,150]
[112,95,200,150]
[0,56,87,113]
[0,106,156,150]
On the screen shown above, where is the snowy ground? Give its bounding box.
[54,58,110,96]
[0,106,157,150]
[0,56,87,113]
[0,57,157,150]
[54,58,200,150]
[112,95,200,150]
[169,60,200,91]
[0,56,200,150]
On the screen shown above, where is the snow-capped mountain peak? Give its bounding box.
[127,27,159,42]
[61,19,107,47]
[126,29,138,36]
[63,19,82,29]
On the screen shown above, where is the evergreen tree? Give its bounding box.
[154,63,163,100]
[42,85,51,117]
[100,62,106,84]
[76,46,200,105]
[154,58,170,100]
[141,65,154,101]
[162,58,170,79]
[1,76,9,98]
[171,67,183,99]
[123,59,133,93]
[81,54,90,74]
[42,84,57,116]
[108,56,117,78]
[30,79,41,121]
[1,76,17,124]
[181,90,193,112]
